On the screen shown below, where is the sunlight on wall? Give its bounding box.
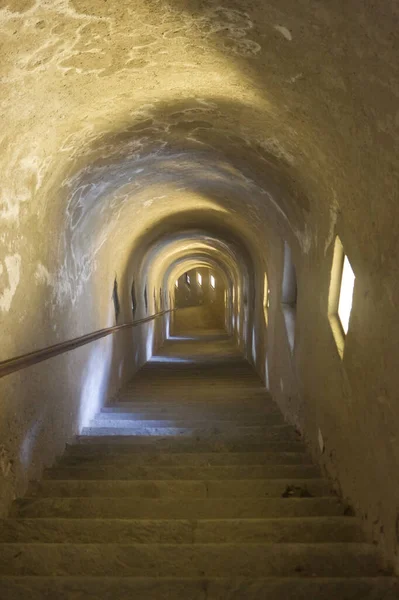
[165,312,171,339]
[78,337,113,430]
[265,355,270,390]
[20,415,45,471]
[252,326,257,364]
[338,256,355,334]
[263,272,269,325]
[145,320,155,361]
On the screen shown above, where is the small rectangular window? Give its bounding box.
[281,242,297,353]
[186,273,191,286]
[197,272,202,286]
[338,256,355,335]
[210,275,216,289]
[175,279,179,288]
[328,236,356,358]
[263,272,270,325]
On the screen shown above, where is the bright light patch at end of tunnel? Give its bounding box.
[338,256,355,334]
[210,275,216,288]
[197,272,202,286]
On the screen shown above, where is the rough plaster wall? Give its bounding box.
[249,227,399,572]
[174,268,224,310]
[0,316,168,516]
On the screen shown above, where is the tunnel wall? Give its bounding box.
[172,267,226,334]
[0,0,398,572]
[244,226,399,572]
[0,314,169,517]
[174,268,223,310]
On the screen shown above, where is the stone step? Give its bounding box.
[122,385,265,393]
[0,516,365,544]
[29,478,331,498]
[12,497,345,519]
[105,397,272,407]
[1,576,398,600]
[101,403,277,413]
[116,391,268,400]
[79,425,298,440]
[100,410,279,419]
[93,416,284,427]
[0,543,382,577]
[124,382,264,388]
[69,440,307,453]
[108,399,272,418]
[59,451,312,467]
[43,464,321,481]
[85,424,288,435]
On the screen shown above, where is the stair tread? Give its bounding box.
[1,576,398,600]
[44,465,321,481]
[59,451,311,466]
[12,496,346,519]
[72,440,306,450]
[29,477,331,498]
[0,516,365,543]
[0,542,384,577]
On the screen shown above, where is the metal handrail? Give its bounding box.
[0,309,175,379]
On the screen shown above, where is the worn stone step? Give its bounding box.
[79,426,298,440]
[101,403,277,413]
[99,411,279,421]
[44,464,321,481]
[1,576,398,600]
[0,516,365,544]
[29,478,331,498]
[121,387,265,395]
[102,400,274,410]
[86,422,287,434]
[12,497,345,519]
[59,451,311,468]
[0,543,383,577]
[93,416,285,427]
[115,393,269,402]
[69,440,307,453]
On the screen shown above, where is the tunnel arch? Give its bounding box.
[0,0,398,574]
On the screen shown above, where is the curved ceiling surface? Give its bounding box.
[1,0,397,351]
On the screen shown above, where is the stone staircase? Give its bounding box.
[0,333,397,598]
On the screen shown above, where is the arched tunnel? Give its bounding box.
[0,0,399,595]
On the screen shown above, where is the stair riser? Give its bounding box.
[12,498,345,519]
[0,543,381,577]
[1,577,398,600]
[93,417,285,427]
[0,517,365,544]
[69,441,307,454]
[101,405,277,414]
[87,421,286,431]
[44,465,321,481]
[58,452,312,468]
[29,479,331,498]
[79,428,299,440]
